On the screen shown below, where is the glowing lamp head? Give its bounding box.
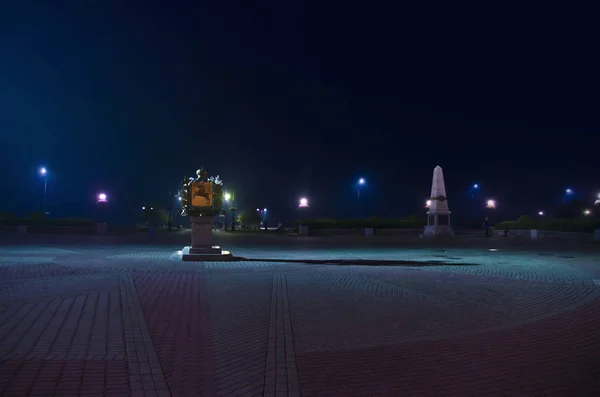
[595,199,600,206]
[538,211,544,216]
[40,167,47,175]
[178,196,182,201]
[299,198,309,208]
[425,199,432,208]
[97,193,107,202]
[224,193,231,201]
[565,188,573,194]
[583,209,591,216]
[486,199,496,209]
[358,178,365,185]
[263,208,267,212]
[473,183,479,189]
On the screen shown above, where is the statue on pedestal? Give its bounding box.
[177,167,233,260]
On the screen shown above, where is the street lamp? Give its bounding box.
[486,199,496,209]
[565,188,573,195]
[167,190,183,231]
[425,199,432,208]
[224,192,236,231]
[256,208,268,231]
[39,167,48,214]
[583,209,591,216]
[357,178,366,215]
[468,183,481,199]
[96,192,108,223]
[538,211,544,216]
[299,197,309,208]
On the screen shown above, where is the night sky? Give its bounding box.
[1,2,598,225]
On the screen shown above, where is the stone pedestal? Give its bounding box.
[190,216,219,254]
[180,216,233,261]
[423,213,453,236]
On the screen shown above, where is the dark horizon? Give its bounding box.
[1,2,598,225]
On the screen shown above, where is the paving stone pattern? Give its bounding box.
[264,273,300,397]
[0,244,599,396]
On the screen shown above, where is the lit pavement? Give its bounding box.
[1,234,600,396]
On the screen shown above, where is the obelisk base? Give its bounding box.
[423,212,454,237]
[179,215,234,261]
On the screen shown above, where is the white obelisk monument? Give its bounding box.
[424,165,453,236]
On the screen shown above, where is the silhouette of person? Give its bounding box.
[483,217,491,237]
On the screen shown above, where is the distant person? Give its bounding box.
[264,220,268,233]
[483,217,491,237]
[277,222,283,232]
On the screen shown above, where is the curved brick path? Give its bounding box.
[0,240,599,396]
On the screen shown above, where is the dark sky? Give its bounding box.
[1,1,598,224]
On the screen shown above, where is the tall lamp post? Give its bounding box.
[39,167,48,215]
[96,193,108,234]
[96,192,108,223]
[167,190,182,231]
[357,178,365,216]
[175,195,182,229]
[257,207,267,231]
[224,192,236,231]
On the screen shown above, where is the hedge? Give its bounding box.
[0,217,97,228]
[297,217,425,230]
[495,216,600,233]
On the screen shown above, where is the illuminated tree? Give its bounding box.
[238,210,262,227]
[142,205,169,226]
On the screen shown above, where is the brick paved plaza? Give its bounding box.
[1,233,600,396]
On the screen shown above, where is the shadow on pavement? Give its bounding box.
[233,257,480,267]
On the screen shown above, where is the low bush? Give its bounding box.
[495,217,600,233]
[0,217,97,228]
[297,217,425,229]
[0,212,17,220]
